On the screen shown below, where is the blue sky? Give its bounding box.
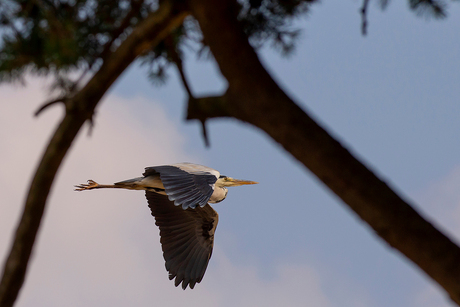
[1,0,460,306]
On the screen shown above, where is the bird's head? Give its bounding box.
[216,175,258,188]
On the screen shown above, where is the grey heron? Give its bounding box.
[75,162,257,289]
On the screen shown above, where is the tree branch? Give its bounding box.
[187,0,460,305]
[186,94,231,121]
[187,94,232,147]
[360,0,370,35]
[166,35,212,147]
[0,3,188,306]
[34,97,67,116]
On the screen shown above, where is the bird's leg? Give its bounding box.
[74,180,117,191]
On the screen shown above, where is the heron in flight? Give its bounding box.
[75,162,257,289]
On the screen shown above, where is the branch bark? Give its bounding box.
[187,0,460,305]
[187,95,231,121]
[187,94,232,146]
[0,3,188,306]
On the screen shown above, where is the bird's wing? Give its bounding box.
[145,191,219,290]
[143,164,219,209]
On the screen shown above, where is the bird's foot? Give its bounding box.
[74,180,99,191]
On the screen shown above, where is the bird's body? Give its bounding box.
[75,162,257,289]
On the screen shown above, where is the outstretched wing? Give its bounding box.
[145,191,219,290]
[143,163,219,209]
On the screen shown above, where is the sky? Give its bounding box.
[1,0,460,306]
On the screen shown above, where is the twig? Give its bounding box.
[360,0,370,36]
[87,110,96,137]
[200,119,209,147]
[34,97,67,117]
[166,36,193,98]
[166,35,212,147]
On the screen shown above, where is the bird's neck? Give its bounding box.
[209,187,228,203]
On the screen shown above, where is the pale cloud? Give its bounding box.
[410,167,460,307]
[0,80,364,307]
[206,252,332,307]
[0,80,202,307]
[413,284,456,307]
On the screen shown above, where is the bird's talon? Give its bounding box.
[74,180,99,191]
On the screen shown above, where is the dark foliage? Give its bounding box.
[238,0,317,54]
[0,0,155,81]
[0,0,452,85]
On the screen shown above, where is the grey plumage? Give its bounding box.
[144,165,218,209]
[75,162,257,289]
[146,191,218,289]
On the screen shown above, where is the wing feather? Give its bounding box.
[145,191,218,290]
[144,164,218,209]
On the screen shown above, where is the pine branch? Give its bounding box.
[187,0,460,305]
[0,3,188,306]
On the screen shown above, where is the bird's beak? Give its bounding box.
[227,178,259,186]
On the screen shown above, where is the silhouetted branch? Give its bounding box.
[360,0,370,35]
[34,97,67,116]
[0,3,188,306]
[1,1,457,307]
[166,36,193,97]
[186,94,231,121]
[410,0,447,18]
[186,94,232,147]
[200,119,210,147]
[187,0,460,305]
[166,35,215,147]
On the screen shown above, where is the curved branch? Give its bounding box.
[0,3,188,306]
[187,0,460,305]
[34,97,67,116]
